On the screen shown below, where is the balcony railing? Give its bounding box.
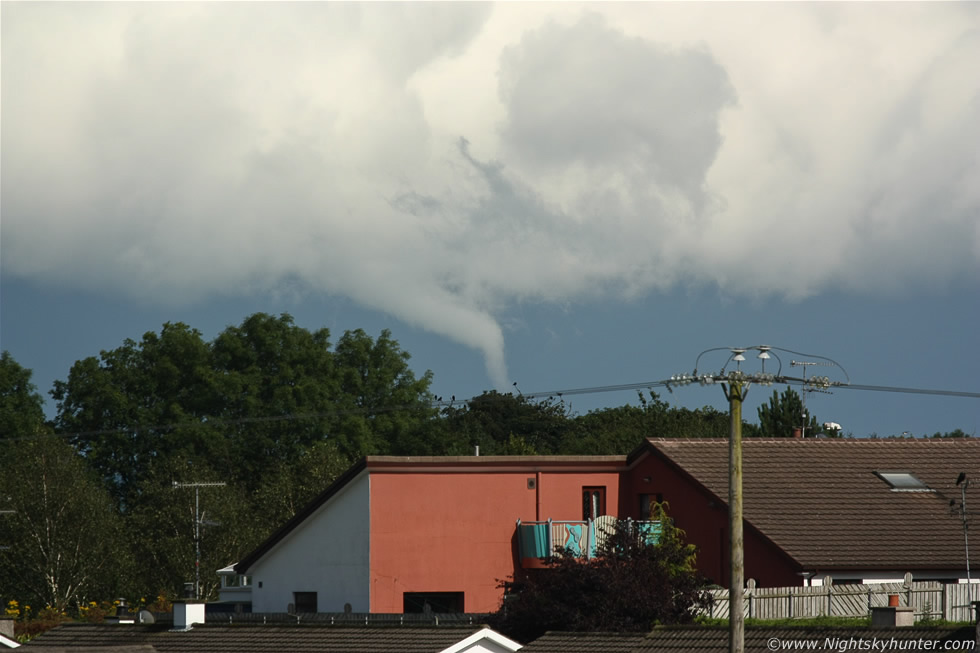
[516,517,662,568]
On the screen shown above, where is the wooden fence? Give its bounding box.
[705,580,977,622]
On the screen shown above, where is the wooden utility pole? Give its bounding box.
[723,376,746,653]
[678,345,844,653]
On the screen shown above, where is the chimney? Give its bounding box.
[172,600,206,631]
[870,596,914,627]
[792,427,803,439]
[104,598,136,625]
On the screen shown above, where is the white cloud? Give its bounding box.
[2,3,978,386]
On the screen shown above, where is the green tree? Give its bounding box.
[930,429,971,438]
[209,313,342,486]
[330,328,438,457]
[0,437,132,610]
[0,351,47,439]
[47,314,438,599]
[124,457,254,602]
[51,322,221,506]
[51,314,438,503]
[567,391,735,454]
[253,440,353,531]
[488,504,710,643]
[440,391,572,456]
[756,387,818,438]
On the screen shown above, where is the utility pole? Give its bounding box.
[173,481,226,600]
[722,369,747,653]
[673,345,846,653]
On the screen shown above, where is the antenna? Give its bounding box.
[173,481,227,600]
[791,360,835,438]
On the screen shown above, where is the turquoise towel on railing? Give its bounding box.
[519,523,550,558]
[638,521,663,545]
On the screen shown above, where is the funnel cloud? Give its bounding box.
[3,3,978,386]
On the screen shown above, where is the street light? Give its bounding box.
[956,473,972,600]
[676,345,846,653]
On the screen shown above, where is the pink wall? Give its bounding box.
[369,466,622,613]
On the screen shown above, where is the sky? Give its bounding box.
[1,2,978,440]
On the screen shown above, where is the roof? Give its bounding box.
[21,623,506,653]
[637,438,980,570]
[518,631,646,652]
[522,626,976,653]
[236,454,627,573]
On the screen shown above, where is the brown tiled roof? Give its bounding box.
[641,438,980,570]
[518,631,647,652]
[631,625,975,652]
[22,623,492,653]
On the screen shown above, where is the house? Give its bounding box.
[232,438,979,616]
[214,563,251,608]
[234,455,634,613]
[629,438,980,587]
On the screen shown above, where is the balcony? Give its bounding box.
[516,517,662,569]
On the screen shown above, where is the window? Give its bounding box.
[639,493,664,519]
[221,574,251,589]
[582,486,606,520]
[874,472,933,492]
[403,592,464,614]
[293,591,317,614]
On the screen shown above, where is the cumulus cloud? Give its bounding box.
[2,3,978,386]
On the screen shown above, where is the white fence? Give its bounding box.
[705,580,977,622]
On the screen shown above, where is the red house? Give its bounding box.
[234,438,978,614]
[628,438,980,587]
[235,454,636,614]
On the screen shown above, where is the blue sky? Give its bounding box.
[2,2,978,440]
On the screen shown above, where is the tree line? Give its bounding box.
[0,313,963,613]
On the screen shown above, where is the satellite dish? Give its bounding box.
[138,610,155,624]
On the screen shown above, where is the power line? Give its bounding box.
[1,378,976,443]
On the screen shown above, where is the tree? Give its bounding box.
[46,314,438,599]
[51,314,438,504]
[0,437,132,610]
[440,391,573,456]
[567,391,735,454]
[0,351,47,439]
[124,457,254,602]
[330,328,438,457]
[252,440,353,532]
[51,322,221,506]
[488,504,710,643]
[755,387,818,438]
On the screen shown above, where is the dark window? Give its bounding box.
[582,487,606,520]
[639,493,664,519]
[403,592,464,614]
[293,591,317,614]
